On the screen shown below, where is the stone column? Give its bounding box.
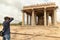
[30,15,31,25]
[51,13,54,25]
[35,14,36,25]
[48,13,49,26]
[53,9,57,25]
[31,10,36,26]
[22,12,25,26]
[47,13,49,26]
[44,8,47,26]
[46,13,48,25]
[27,14,29,25]
[51,9,57,25]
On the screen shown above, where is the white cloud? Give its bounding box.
[0,0,22,23]
[0,0,60,23]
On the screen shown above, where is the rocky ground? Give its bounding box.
[0,24,60,40]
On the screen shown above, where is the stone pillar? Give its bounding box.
[44,8,47,26]
[51,13,54,25]
[22,12,25,26]
[27,14,29,25]
[30,15,31,25]
[47,13,49,26]
[46,13,48,25]
[31,10,36,26]
[35,14,36,25]
[48,13,49,26]
[51,9,57,26]
[53,9,57,25]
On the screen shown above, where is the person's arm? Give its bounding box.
[8,18,14,22]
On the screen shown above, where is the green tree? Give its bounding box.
[18,22,22,25]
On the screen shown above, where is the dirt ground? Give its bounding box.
[0,24,60,40]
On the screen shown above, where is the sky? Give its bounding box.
[0,0,60,23]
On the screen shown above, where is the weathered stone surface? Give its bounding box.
[0,25,60,40]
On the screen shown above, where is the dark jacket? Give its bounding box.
[3,18,14,35]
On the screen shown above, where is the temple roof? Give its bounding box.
[23,2,58,10]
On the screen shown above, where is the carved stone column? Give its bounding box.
[27,14,29,25]
[44,8,47,26]
[31,10,36,26]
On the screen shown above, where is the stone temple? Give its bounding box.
[22,3,58,26]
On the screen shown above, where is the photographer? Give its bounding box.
[2,17,14,40]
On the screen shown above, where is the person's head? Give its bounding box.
[4,17,10,21]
